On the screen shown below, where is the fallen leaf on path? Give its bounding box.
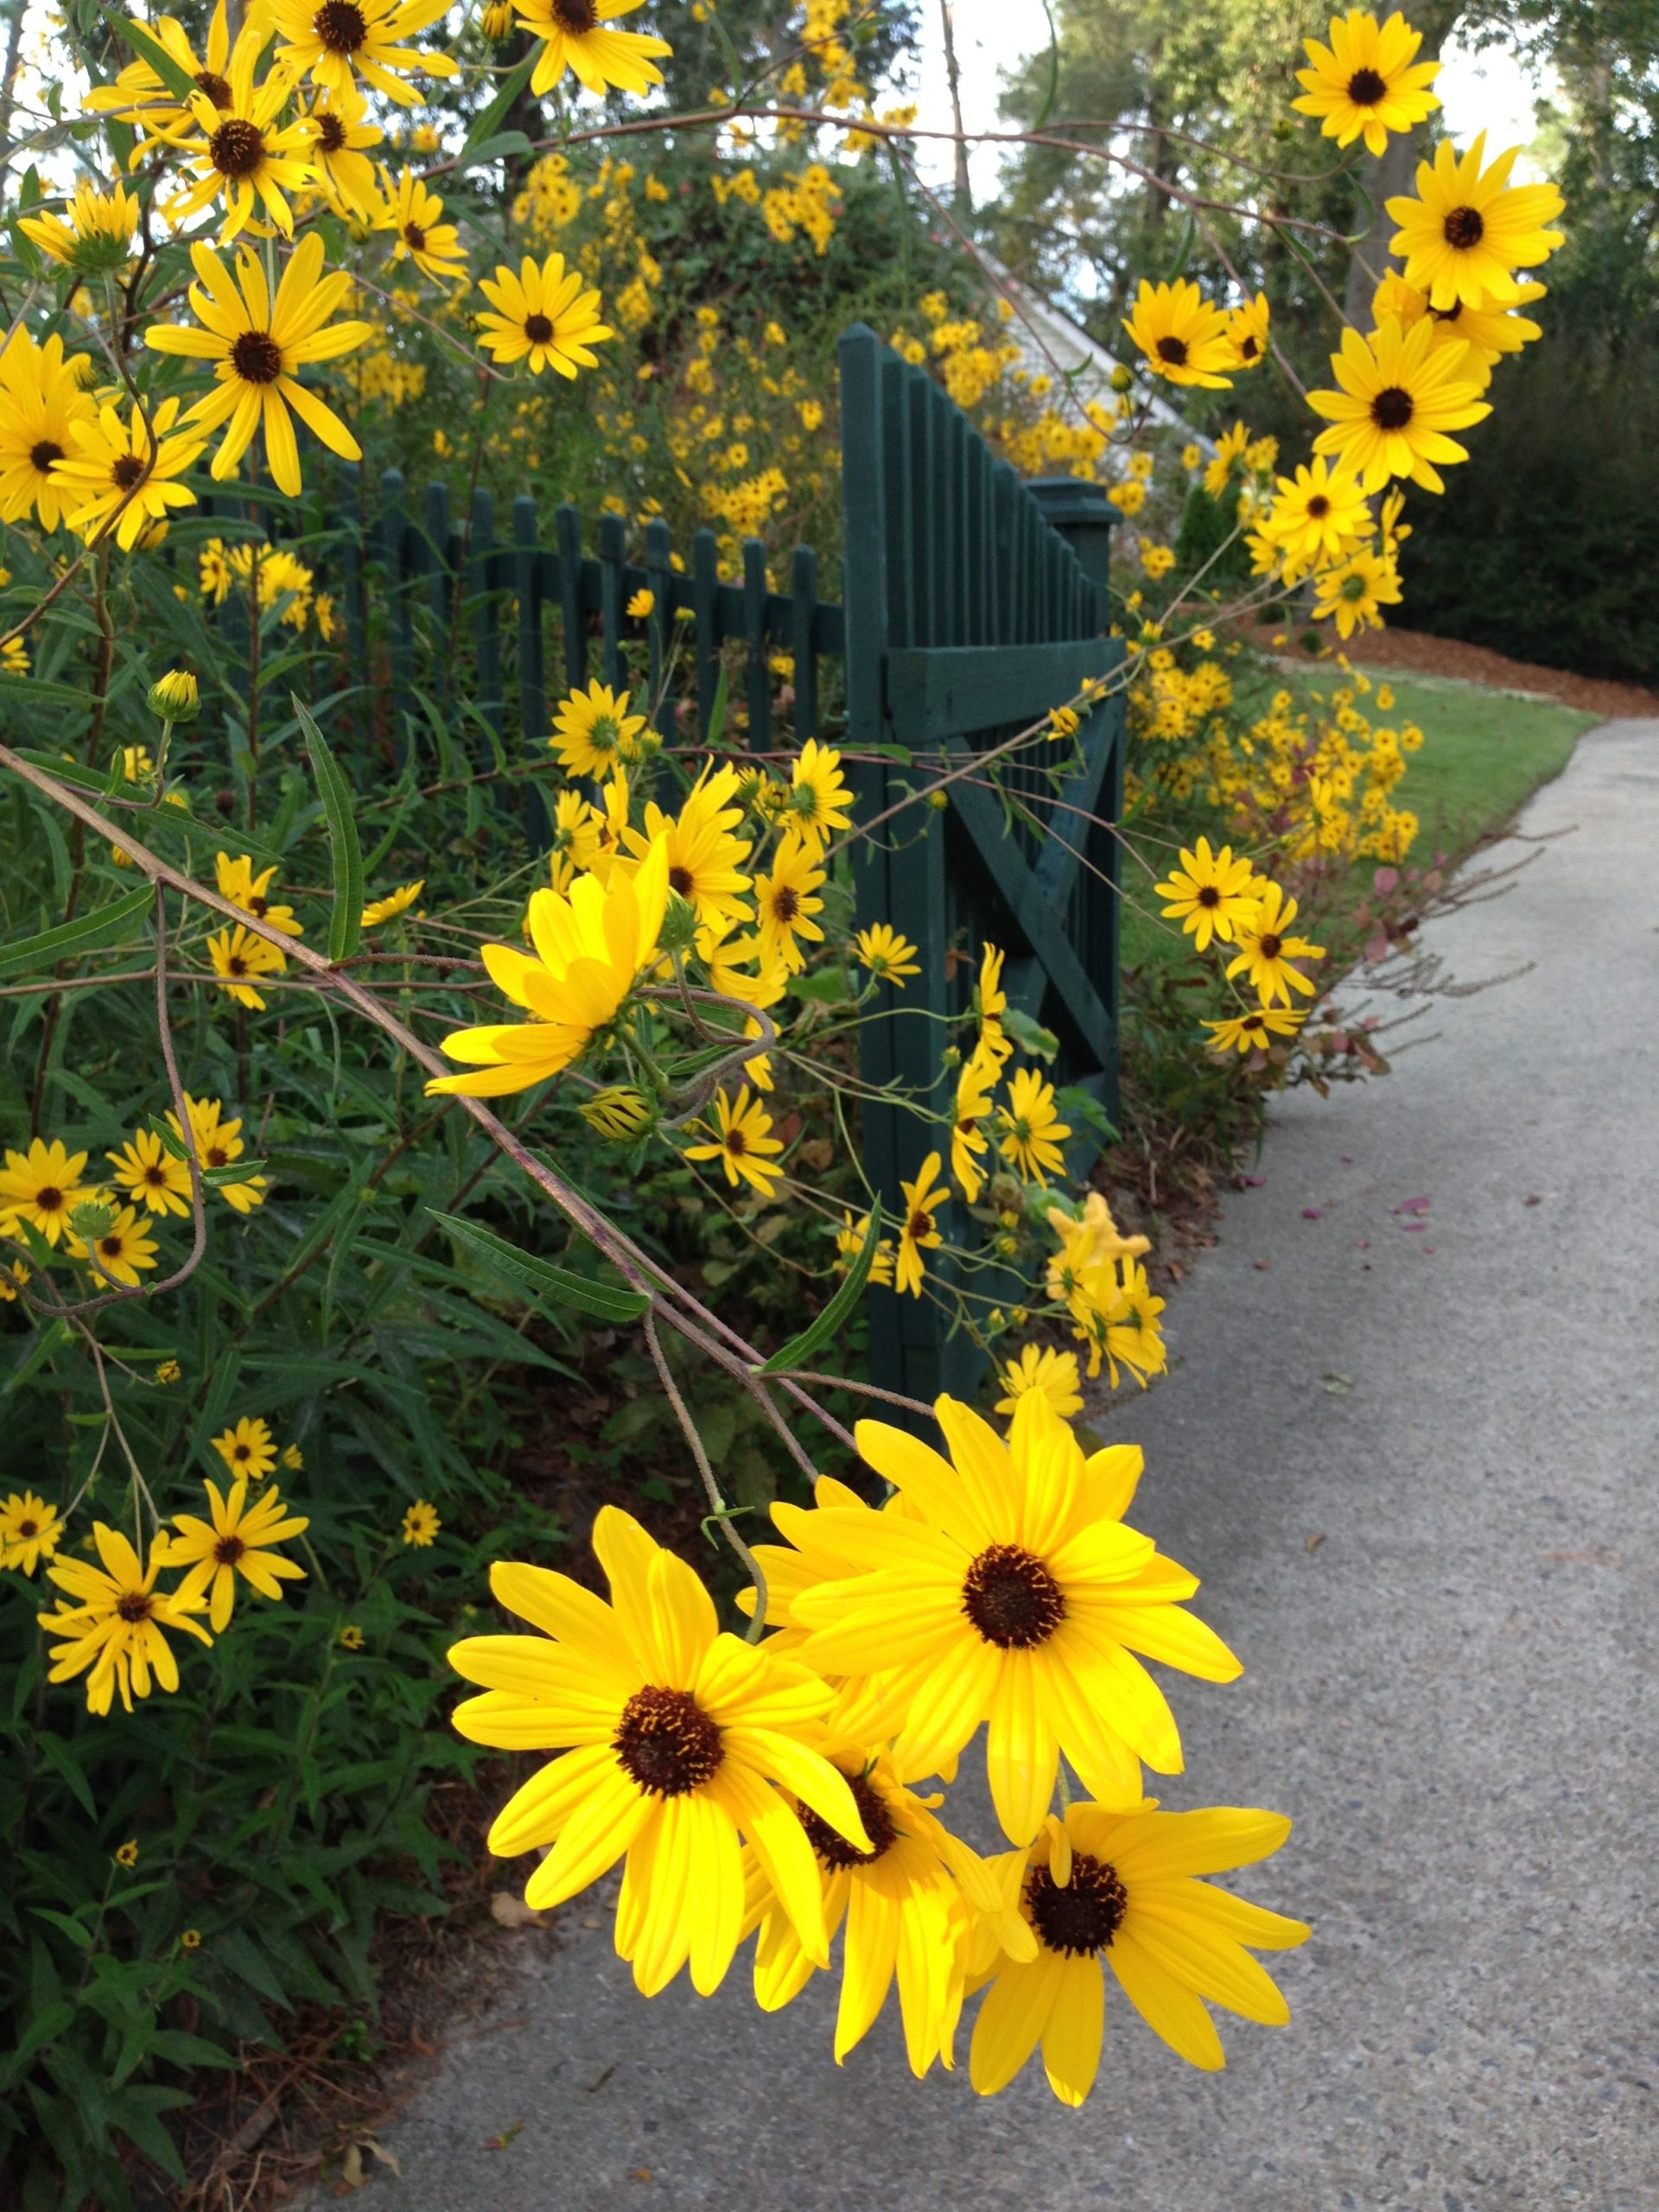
[491,1893,547,1929]
[1524,1194,1542,1206]
[485,2123,524,2152]
[1253,1258,1270,1270]
[1302,1206,1323,1219]
[1399,1195,1431,1214]
[1305,1533,1326,1553]
[1321,1372,1353,1394]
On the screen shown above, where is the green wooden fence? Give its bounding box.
[219,322,1122,1408]
[836,323,1126,1409]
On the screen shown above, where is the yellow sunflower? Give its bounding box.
[1071,1259,1167,1390]
[1313,543,1402,637]
[781,739,855,855]
[162,1477,309,1631]
[753,831,825,975]
[0,331,97,531]
[215,850,305,939]
[621,759,753,933]
[967,1799,1308,2100]
[950,1046,999,1205]
[683,1084,786,1198]
[0,1137,93,1246]
[168,1094,267,1211]
[1153,836,1262,951]
[266,0,460,117]
[428,839,670,1098]
[380,165,469,286]
[403,1499,442,1546]
[41,1524,213,1715]
[86,0,238,141]
[995,1344,1084,1421]
[162,23,317,241]
[305,102,384,216]
[790,1391,1240,1843]
[1122,280,1234,391]
[550,678,647,775]
[854,922,920,985]
[512,0,672,99]
[976,942,1012,1064]
[213,1414,278,1481]
[1224,882,1325,1006]
[1201,419,1249,500]
[79,1203,160,1290]
[448,1506,873,1995]
[1224,292,1271,372]
[56,393,203,551]
[1263,457,1371,583]
[746,1747,1028,2076]
[1307,315,1490,494]
[1209,1001,1307,1058]
[476,252,613,376]
[1386,131,1565,311]
[895,1150,946,1296]
[107,1127,194,1219]
[360,878,424,927]
[1291,9,1441,156]
[17,181,139,276]
[1374,268,1547,363]
[995,1067,1071,1186]
[207,922,286,1008]
[1,1490,66,1575]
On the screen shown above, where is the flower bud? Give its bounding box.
[1109,364,1134,393]
[579,1087,653,1144]
[148,669,200,723]
[658,888,700,955]
[69,1199,116,1241]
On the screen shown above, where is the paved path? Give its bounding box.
[334,721,1658,2211]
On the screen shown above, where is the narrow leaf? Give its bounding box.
[760,1199,883,1373]
[0,886,152,977]
[292,695,363,963]
[429,1209,651,1324]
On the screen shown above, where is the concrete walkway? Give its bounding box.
[333,721,1658,2211]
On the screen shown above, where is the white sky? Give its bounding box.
[910,0,1557,204]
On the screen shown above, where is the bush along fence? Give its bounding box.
[203,322,1122,1408]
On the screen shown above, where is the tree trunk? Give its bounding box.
[938,0,972,219]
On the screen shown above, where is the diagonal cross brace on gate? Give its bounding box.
[837,324,1126,1420]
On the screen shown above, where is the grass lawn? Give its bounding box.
[1119,669,1599,973]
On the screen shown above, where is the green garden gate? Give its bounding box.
[837,325,1125,1410]
[262,324,1123,1409]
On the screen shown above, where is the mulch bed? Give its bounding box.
[1281,624,1658,720]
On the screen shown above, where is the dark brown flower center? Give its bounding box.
[1258,931,1283,959]
[668,864,694,895]
[232,1443,251,1462]
[29,441,63,474]
[1027,1851,1128,1956]
[210,117,266,179]
[1155,334,1188,366]
[111,453,145,490]
[772,887,800,924]
[725,1126,747,1154]
[523,312,556,345]
[403,220,427,251]
[16,1518,38,1538]
[906,1209,931,1240]
[1442,205,1484,251]
[1370,385,1414,431]
[1197,884,1220,906]
[553,0,599,29]
[1428,300,1464,323]
[1243,1014,1267,1033]
[798,1770,897,1871]
[961,1542,1065,1649]
[207,1147,229,1167]
[1306,493,1330,518]
[314,0,368,53]
[195,67,233,108]
[99,1235,124,1257]
[35,1185,62,1211]
[316,111,347,152]
[230,329,283,385]
[1238,334,1259,359]
[116,1591,152,1624]
[613,1684,724,1796]
[1345,66,1388,105]
[143,1165,168,1185]
[213,1535,245,1564]
[228,955,248,976]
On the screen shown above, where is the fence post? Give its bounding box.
[513,494,551,846]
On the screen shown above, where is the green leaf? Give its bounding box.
[33,1732,97,1820]
[292,695,363,963]
[759,1199,883,1374]
[452,130,532,171]
[705,661,729,749]
[100,9,201,104]
[0,885,152,977]
[461,50,536,153]
[4,1319,71,1396]
[429,1209,651,1325]
[1002,1006,1059,1063]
